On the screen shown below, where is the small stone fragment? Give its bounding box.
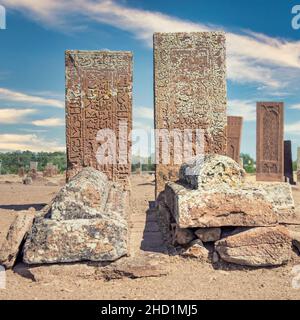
[22,176,32,185]
[181,239,209,260]
[51,167,111,220]
[172,226,195,246]
[195,228,221,242]
[0,211,35,269]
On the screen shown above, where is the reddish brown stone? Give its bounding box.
[65,50,132,190]
[18,167,25,177]
[226,116,243,163]
[154,32,227,196]
[256,102,284,182]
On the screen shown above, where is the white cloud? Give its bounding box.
[227,99,256,122]
[0,108,36,123]
[0,134,65,152]
[32,117,65,127]
[134,106,153,120]
[290,104,300,110]
[285,121,300,135]
[3,0,300,91]
[0,87,64,108]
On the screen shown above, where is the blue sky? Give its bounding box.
[0,0,300,159]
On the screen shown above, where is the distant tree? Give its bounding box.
[0,151,67,174]
[293,161,297,172]
[240,153,256,174]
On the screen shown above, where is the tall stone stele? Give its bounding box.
[154,32,227,196]
[256,102,284,182]
[227,116,243,163]
[284,140,295,185]
[65,50,133,190]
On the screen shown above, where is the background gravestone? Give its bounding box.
[227,116,243,163]
[29,161,38,171]
[154,32,227,196]
[65,50,132,190]
[256,102,284,182]
[284,140,295,185]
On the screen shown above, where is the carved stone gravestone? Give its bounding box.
[284,141,295,185]
[65,50,132,190]
[154,32,227,195]
[256,102,284,182]
[29,162,38,171]
[227,116,243,163]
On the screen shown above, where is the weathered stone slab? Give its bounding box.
[0,211,35,269]
[51,167,110,221]
[284,141,295,185]
[227,116,243,163]
[163,155,296,227]
[179,155,245,191]
[215,226,291,267]
[165,182,278,228]
[154,32,227,195]
[253,182,296,223]
[23,218,128,264]
[256,102,284,182]
[181,239,209,260]
[65,50,132,190]
[99,256,169,280]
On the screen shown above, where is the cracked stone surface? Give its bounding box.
[215,226,291,267]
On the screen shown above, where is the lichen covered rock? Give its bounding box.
[51,167,110,220]
[0,211,35,269]
[179,155,245,191]
[23,218,128,264]
[23,167,129,264]
[215,226,291,267]
[162,155,295,228]
[165,182,278,228]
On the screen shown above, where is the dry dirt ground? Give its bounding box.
[1,173,300,300]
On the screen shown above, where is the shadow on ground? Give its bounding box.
[0,204,47,211]
[140,201,167,254]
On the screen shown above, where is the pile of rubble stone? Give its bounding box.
[156,155,300,267]
[0,167,129,269]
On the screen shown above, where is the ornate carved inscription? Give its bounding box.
[65,50,132,189]
[154,32,227,195]
[256,102,284,182]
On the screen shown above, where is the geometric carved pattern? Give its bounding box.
[256,102,284,182]
[65,50,132,189]
[284,140,295,185]
[154,32,227,195]
[226,116,243,163]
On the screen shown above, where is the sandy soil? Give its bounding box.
[1,174,300,300]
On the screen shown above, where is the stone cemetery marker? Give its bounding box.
[154,32,227,195]
[256,102,284,182]
[284,141,295,185]
[297,148,300,183]
[30,161,38,171]
[227,116,243,163]
[65,50,132,189]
